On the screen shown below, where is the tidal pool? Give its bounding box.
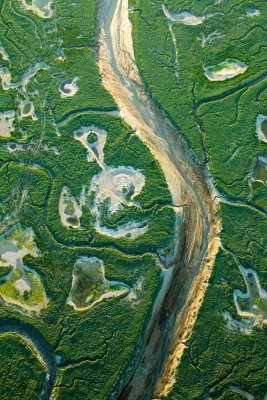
[19,100,37,120]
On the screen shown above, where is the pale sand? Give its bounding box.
[256,114,267,143]
[234,266,267,323]
[18,100,37,120]
[67,256,130,311]
[58,186,85,229]
[74,125,107,169]
[59,77,79,98]
[14,278,31,295]
[204,59,248,81]
[0,110,15,138]
[162,3,206,25]
[19,0,54,19]
[97,0,221,397]
[89,165,148,238]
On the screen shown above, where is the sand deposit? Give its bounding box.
[204,58,248,81]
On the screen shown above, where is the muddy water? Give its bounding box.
[96,0,220,398]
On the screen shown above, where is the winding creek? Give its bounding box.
[96,0,220,398]
[0,1,221,399]
[0,319,57,400]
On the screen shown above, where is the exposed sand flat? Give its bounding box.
[0,225,39,267]
[58,186,85,229]
[66,122,147,238]
[256,114,267,143]
[204,58,248,81]
[59,77,79,98]
[14,278,31,295]
[126,276,144,303]
[0,110,16,138]
[252,156,267,184]
[95,220,148,239]
[67,256,130,311]
[0,224,48,312]
[222,311,254,334]
[89,166,148,238]
[97,0,221,397]
[19,0,55,18]
[0,63,49,94]
[240,8,260,19]
[0,43,9,62]
[162,2,206,25]
[18,100,37,120]
[234,266,267,323]
[74,125,107,168]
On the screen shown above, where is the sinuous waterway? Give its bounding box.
[0,2,220,399]
[0,319,57,400]
[96,0,220,398]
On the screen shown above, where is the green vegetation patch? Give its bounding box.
[0,332,46,400]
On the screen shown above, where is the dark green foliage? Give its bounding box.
[0,1,175,399]
[0,333,46,400]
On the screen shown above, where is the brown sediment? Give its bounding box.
[96,0,221,398]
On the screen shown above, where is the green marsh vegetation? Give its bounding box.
[0,0,176,398]
[0,332,46,400]
[130,0,267,397]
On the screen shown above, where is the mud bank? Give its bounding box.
[96,0,220,398]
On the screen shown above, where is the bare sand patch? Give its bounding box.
[19,0,55,18]
[162,2,206,25]
[18,100,37,120]
[252,156,267,184]
[74,125,107,168]
[240,9,260,19]
[89,166,148,238]
[0,42,9,62]
[222,311,254,334]
[67,256,130,311]
[197,30,224,48]
[234,266,267,323]
[14,278,31,295]
[204,58,248,81]
[0,63,48,94]
[256,114,267,143]
[0,111,16,138]
[58,186,85,229]
[59,77,79,98]
[0,224,48,312]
